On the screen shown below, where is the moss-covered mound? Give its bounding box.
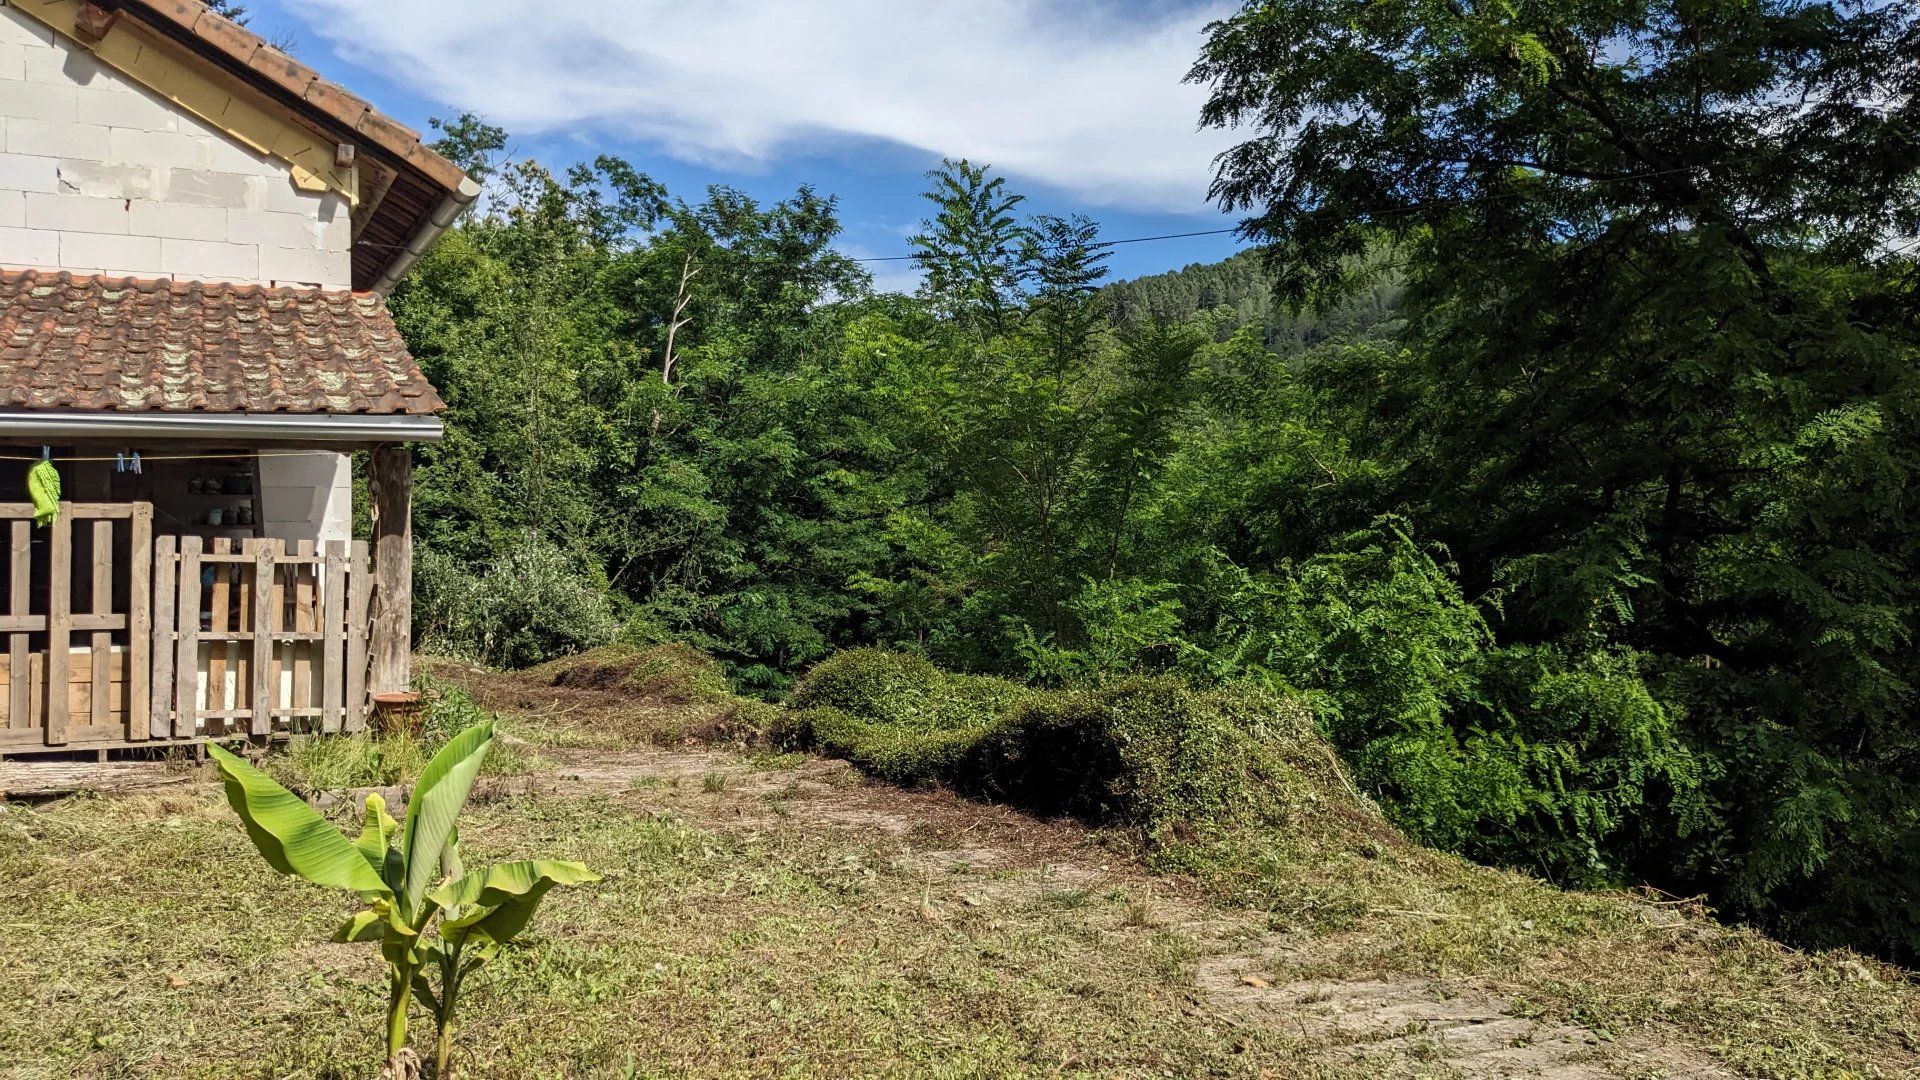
[785,649,1402,870]
[529,643,735,702]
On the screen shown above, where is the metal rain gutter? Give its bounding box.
[0,410,445,443]
[368,175,484,296]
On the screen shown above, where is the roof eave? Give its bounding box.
[0,410,446,444]
[369,175,484,296]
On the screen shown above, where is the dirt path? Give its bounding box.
[521,738,1734,1080]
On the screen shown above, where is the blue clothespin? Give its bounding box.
[116,451,126,473]
[131,451,142,475]
[40,446,49,461]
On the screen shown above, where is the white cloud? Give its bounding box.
[280,0,1239,213]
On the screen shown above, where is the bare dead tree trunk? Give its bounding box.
[652,253,699,438]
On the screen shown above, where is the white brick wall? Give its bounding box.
[259,452,352,544]
[0,4,351,287]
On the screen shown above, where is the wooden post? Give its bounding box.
[9,520,28,735]
[207,537,231,716]
[293,539,314,725]
[128,503,152,741]
[250,538,274,737]
[89,520,111,732]
[345,541,370,731]
[368,444,412,695]
[173,535,201,739]
[45,506,70,746]
[321,540,346,733]
[149,535,176,740]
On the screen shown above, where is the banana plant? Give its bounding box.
[208,723,596,1077]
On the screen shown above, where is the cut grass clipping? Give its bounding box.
[782,648,1920,1077]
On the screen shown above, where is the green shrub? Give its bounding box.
[415,540,621,668]
[1177,518,1703,886]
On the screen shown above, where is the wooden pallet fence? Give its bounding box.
[158,536,371,738]
[0,502,152,750]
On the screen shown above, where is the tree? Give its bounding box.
[1192,0,1920,958]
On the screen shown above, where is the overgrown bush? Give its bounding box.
[415,540,621,668]
[1176,518,1704,886]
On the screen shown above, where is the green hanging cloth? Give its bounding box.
[27,458,59,528]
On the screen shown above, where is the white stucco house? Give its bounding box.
[0,0,477,756]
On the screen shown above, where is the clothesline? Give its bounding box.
[0,449,346,463]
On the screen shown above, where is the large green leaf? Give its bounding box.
[208,743,391,900]
[354,792,404,891]
[333,910,386,943]
[428,859,598,948]
[400,722,494,906]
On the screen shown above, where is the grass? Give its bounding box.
[0,784,1293,1078]
[264,679,539,794]
[1,644,1915,1078]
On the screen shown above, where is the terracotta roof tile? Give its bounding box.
[0,269,445,415]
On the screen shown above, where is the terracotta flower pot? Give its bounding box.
[370,691,425,736]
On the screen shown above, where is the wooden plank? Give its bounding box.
[0,503,136,521]
[1,658,129,686]
[8,520,27,733]
[368,445,412,694]
[0,613,123,632]
[127,503,152,741]
[202,707,328,720]
[344,540,369,732]
[293,539,314,719]
[44,506,71,746]
[173,535,202,739]
[250,538,274,736]
[196,551,336,565]
[149,535,176,740]
[89,519,111,731]
[207,537,231,716]
[195,630,328,642]
[322,541,346,733]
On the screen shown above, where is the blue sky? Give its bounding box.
[244,0,1252,291]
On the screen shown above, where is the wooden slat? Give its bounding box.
[194,552,331,566]
[250,538,274,736]
[196,631,328,642]
[202,707,329,720]
[344,540,369,732]
[128,503,152,741]
[8,520,27,733]
[173,535,202,739]
[293,539,314,719]
[149,535,176,740]
[207,537,231,716]
[0,656,129,686]
[89,520,111,731]
[322,540,346,733]
[0,613,123,632]
[44,507,71,746]
[0,502,137,521]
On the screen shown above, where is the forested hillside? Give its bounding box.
[389,0,1920,968]
[1104,250,1402,351]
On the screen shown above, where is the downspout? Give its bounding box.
[367,175,484,296]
